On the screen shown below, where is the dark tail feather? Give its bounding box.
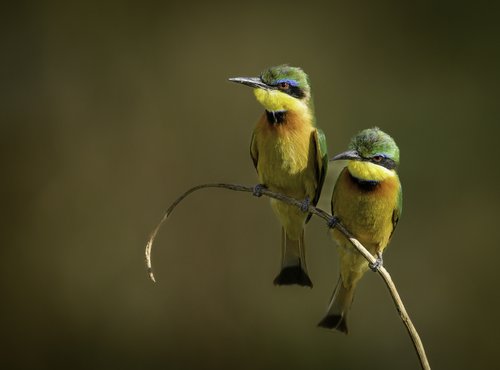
[273,228,312,288]
[317,276,355,334]
[317,314,348,334]
[273,265,312,287]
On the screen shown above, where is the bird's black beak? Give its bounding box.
[228,76,272,90]
[330,150,362,162]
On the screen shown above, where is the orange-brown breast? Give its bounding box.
[252,111,317,199]
[332,168,400,253]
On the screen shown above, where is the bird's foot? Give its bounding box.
[300,196,310,213]
[369,252,383,272]
[327,216,339,229]
[252,184,266,197]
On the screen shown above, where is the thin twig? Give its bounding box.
[145,182,430,370]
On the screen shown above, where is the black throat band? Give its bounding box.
[348,171,380,191]
[266,110,286,125]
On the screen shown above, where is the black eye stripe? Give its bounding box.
[288,85,305,98]
[377,157,396,169]
[362,156,396,170]
[267,81,305,99]
[275,84,304,99]
[260,77,307,99]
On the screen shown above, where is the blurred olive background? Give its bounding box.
[1,1,499,369]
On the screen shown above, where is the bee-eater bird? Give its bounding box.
[318,127,402,333]
[229,65,328,287]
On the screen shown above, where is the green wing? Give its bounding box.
[330,167,345,216]
[306,128,328,223]
[390,184,403,239]
[250,132,258,172]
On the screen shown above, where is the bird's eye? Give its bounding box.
[278,82,290,90]
[372,155,383,162]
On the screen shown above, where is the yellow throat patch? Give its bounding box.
[347,160,396,182]
[253,88,307,112]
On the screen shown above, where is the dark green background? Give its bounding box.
[2,1,499,369]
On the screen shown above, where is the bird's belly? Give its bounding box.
[342,198,393,245]
[257,140,313,198]
[333,178,398,252]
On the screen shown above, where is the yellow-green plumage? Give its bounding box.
[230,65,328,287]
[319,127,402,332]
[251,110,319,211]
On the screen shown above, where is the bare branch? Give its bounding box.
[145,182,430,370]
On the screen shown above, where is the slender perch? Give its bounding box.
[144,182,430,370]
